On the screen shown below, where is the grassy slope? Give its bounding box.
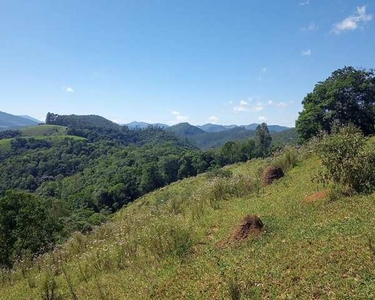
[0,126,85,152]
[2,156,375,299]
[21,125,67,137]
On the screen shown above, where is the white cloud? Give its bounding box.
[170,110,189,123]
[301,49,312,56]
[209,116,220,124]
[233,99,264,112]
[62,86,75,93]
[258,67,267,82]
[258,116,267,121]
[332,6,372,34]
[301,22,318,32]
[299,0,310,5]
[277,101,287,108]
[267,100,288,108]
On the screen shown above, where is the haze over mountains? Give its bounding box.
[124,121,290,133]
[0,111,295,149]
[1,111,290,133]
[0,111,39,130]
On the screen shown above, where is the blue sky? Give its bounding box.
[1,0,374,126]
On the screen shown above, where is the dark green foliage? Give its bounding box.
[46,112,120,130]
[255,123,272,157]
[140,163,165,193]
[0,130,22,140]
[296,66,375,142]
[167,122,205,136]
[316,126,375,193]
[0,191,62,267]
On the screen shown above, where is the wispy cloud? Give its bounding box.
[299,0,310,6]
[258,116,267,121]
[268,100,288,108]
[62,86,75,93]
[301,49,312,56]
[258,67,267,82]
[332,6,372,34]
[301,22,318,32]
[209,116,220,124]
[170,111,189,123]
[233,98,264,112]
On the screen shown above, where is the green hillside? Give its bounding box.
[21,124,67,137]
[2,144,375,299]
[167,123,297,150]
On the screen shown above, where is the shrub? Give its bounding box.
[206,168,233,179]
[273,146,298,173]
[316,127,375,193]
[0,191,62,267]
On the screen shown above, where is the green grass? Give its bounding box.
[0,138,12,151]
[0,126,85,152]
[2,155,375,299]
[21,125,67,137]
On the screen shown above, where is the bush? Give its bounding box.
[206,168,233,179]
[316,127,375,193]
[0,191,62,267]
[273,146,298,173]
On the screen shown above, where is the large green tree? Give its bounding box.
[296,66,375,142]
[0,191,62,267]
[255,123,272,158]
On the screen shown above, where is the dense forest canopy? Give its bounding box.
[296,66,375,142]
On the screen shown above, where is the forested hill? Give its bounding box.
[44,112,189,147]
[46,112,120,130]
[45,113,296,149]
[167,122,297,149]
[0,115,202,237]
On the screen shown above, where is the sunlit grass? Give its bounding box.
[2,155,375,299]
[21,125,67,137]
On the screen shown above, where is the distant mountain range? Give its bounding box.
[166,122,296,150]
[0,111,296,149]
[125,121,290,133]
[19,115,42,123]
[0,111,39,130]
[125,121,169,129]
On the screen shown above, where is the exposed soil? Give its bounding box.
[303,190,329,203]
[229,215,263,243]
[262,165,284,186]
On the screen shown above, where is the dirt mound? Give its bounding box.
[303,190,329,203]
[262,165,284,186]
[229,215,263,243]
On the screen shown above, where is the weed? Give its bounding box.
[40,273,61,300]
[273,146,299,173]
[228,277,241,300]
[316,127,375,193]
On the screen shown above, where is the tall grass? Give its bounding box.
[273,146,299,173]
